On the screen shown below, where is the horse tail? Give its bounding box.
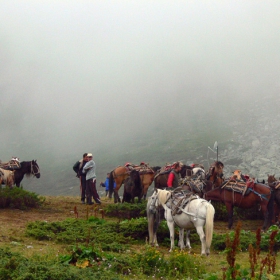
[205,202,215,253]
[147,197,161,246]
[108,171,115,198]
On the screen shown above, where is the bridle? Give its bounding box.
[31,161,40,177]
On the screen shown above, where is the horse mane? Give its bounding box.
[213,161,224,169]
[157,189,171,205]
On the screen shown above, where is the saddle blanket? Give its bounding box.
[221,179,255,196]
[167,190,199,216]
[124,163,154,174]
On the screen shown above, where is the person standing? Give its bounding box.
[73,153,88,204]
[82,153,101,205]
[167,162,182,190]
[100,173,116,197]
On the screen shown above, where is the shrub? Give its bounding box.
[105,202,147,219]
[0,186,44,209]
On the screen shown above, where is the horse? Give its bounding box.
[154,164,189,190]
[205,161,224,188]
[148,189,215,255]
[109,166,130,203]
[0,168,15,187]
[109,164,161,203]
[13,160,41,187]
[267,174,280,225]
[122,170,142,203]
[203,178,274,230]
[140,166,161,200]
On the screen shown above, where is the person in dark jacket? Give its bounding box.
[73,153,88,203]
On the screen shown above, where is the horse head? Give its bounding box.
[206,161,224,187]
[267,174,276,184]
[31,160,41,178]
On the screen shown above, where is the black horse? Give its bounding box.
[122,169,142,203]
[14,160,41,187]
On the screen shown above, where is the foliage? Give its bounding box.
[203,222,280,280]
[0,186,44,209]
[25,218,131,251]
[211,224,280,252]
[104,202,147,219]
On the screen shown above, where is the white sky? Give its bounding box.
[1,1,280,160]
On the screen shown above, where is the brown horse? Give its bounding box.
[205,161,224,188]
[109,164,161,203]
[204,178,274,230]
[140,166,161,200]
[109,166,130,203]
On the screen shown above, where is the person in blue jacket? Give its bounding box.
[100,173,116,197]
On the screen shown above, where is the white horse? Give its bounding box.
[0,168,15,187]
[148,189,215,255]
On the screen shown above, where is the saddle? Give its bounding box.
[221,178,255,196]
[167,189,198,216]
[0,159,21,170]
[124,162,154,174]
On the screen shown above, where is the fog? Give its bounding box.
[1,1,280,190]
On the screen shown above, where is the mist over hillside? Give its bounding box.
[1,2,280,196]
[15,93,279,196]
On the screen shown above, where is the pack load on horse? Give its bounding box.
[154,161,189,190]
[147,188,215,255]
[204,168,274,230]
[180,161,224,196]
[0,157,21,170]
[109,162,160,203]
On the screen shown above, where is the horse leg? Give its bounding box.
[185,230,191,250]
[225,203,234,229]
[178,228,185,250]
[166,212,175,252]
[195,226,206,255]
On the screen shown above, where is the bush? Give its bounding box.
[0,186,44,209]
[105,202,147,219]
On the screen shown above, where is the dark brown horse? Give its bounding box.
[267,174,280,225]
[154,164,190,190]
[122,169,142,203]
[14,160,40,187]
[204,179,274,230]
